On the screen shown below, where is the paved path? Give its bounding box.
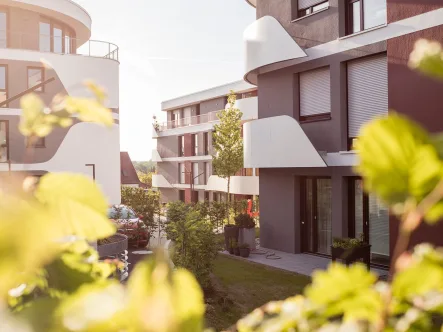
[221,247,389,278]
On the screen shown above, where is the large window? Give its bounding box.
[347,0,386,35]
[192,162,199,185]
[301,177,332,255]
[0,120,8,162]
[39,18,75,54]
[28,67,44,92]
[204,162,210,184]
[203,132,209,155]
[178,135,184,157]
[0,10,7,48]
[179,163,185,184]
[0,65,7,107]
[298,0,329,18]
[192,134,198,156]
[350,178,390,266]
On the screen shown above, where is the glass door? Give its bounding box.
[351,178,390,266]
[301,177,332,255]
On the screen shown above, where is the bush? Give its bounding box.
[234,213,255,229]
[165,202,218,288]
[121,186,161,235]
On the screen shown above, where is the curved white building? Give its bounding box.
[0,0,121,204]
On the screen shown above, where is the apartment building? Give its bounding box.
[152,80,259,204]
[242,0,443,267]
[0,0,120,203]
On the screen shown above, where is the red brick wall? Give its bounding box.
[184,134,193,157]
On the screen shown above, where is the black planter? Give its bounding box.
[224,225,239,251]
[233,248,240,256]
[239,248,250,258]
[331,244,371,270]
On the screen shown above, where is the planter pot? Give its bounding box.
[239,248,250,258]
[224,225,239,251]
[331,244,371,270]
[233,248,240,256]
[239,228,256,250]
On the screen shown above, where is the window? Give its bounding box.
[179,190,185,202]
[0,10,7,48]
[255,168,260,177]
[297,0,329,18]
[192,162,199,185]
[26,136,45,148]
[28,67,44,92]
[178,136,184,157]
[241,90,258,99]
[39,21,51,52]
[53,23,63,53]
[39,18,76,53]
[0,65,6,107]
[203,132,209,155]
[0,120,8,162]
[299,67,331,122]
[192,134,198,156]
[192,190,199,203]
[347,0,386,35]
[179,163,185,184]
[347,55,387,149]
[350,178,389,266]
[204,162,210,184]
[204,191,210,201]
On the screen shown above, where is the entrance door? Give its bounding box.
[301,177,332,255]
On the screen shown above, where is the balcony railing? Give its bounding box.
[0,30,119,61]
[156,110,220,132]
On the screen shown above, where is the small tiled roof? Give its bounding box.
[120,152,141,185]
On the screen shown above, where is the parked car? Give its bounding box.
[107,205,150,248]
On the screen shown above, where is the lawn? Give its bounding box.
[205,255,311,331]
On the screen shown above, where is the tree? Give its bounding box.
[137,171,153,188]
[133,160,156,174]
[212,91,243,223]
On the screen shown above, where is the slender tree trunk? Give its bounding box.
[227,177,231,225]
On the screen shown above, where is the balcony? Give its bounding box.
[206,175,259,195]
[1,31,119,61]
[153,96,258,137]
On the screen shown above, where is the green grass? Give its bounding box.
[205,255,311,331]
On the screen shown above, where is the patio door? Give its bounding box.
[350,178,390,266]
[301,177,332,255]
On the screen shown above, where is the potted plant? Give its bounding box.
[232,240,240,256]
[235,213,256,250]
[224,207,240,251]
[331,234,371,270]
[239,243,250,258]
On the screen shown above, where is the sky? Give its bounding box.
[73,0,255,161]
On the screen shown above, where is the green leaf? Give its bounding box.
[55,281,127,332]
[355,113,433,206]
[409,39,443,81]
[305,263,383,323]
[127,255,205,332]
[35,173,116,241]
[63,97,113,127]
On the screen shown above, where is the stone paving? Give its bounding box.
[221,247,389,278]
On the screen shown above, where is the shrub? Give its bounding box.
[121,186,161,235]
[165,205,218,288]
[234,213,255,229]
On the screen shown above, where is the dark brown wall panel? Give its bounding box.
[199,96,226,116]
[387,0,441,23]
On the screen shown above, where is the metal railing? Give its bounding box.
[156,110,220,132]
[0,30,119,61]
[156,146,214,159]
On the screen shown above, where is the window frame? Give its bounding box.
[203,132,209,155]
[0,120,9,162]
[27,66,45,93]
[85,163,96,181]
[179,163,186,184]
[178,135,184,157]
[297,0,329,19]
[192,133,198,156]
[0,64,7,107]
[346,0,386,35]
[0,6,9,48]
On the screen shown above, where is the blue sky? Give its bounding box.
[73,0,255,161]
